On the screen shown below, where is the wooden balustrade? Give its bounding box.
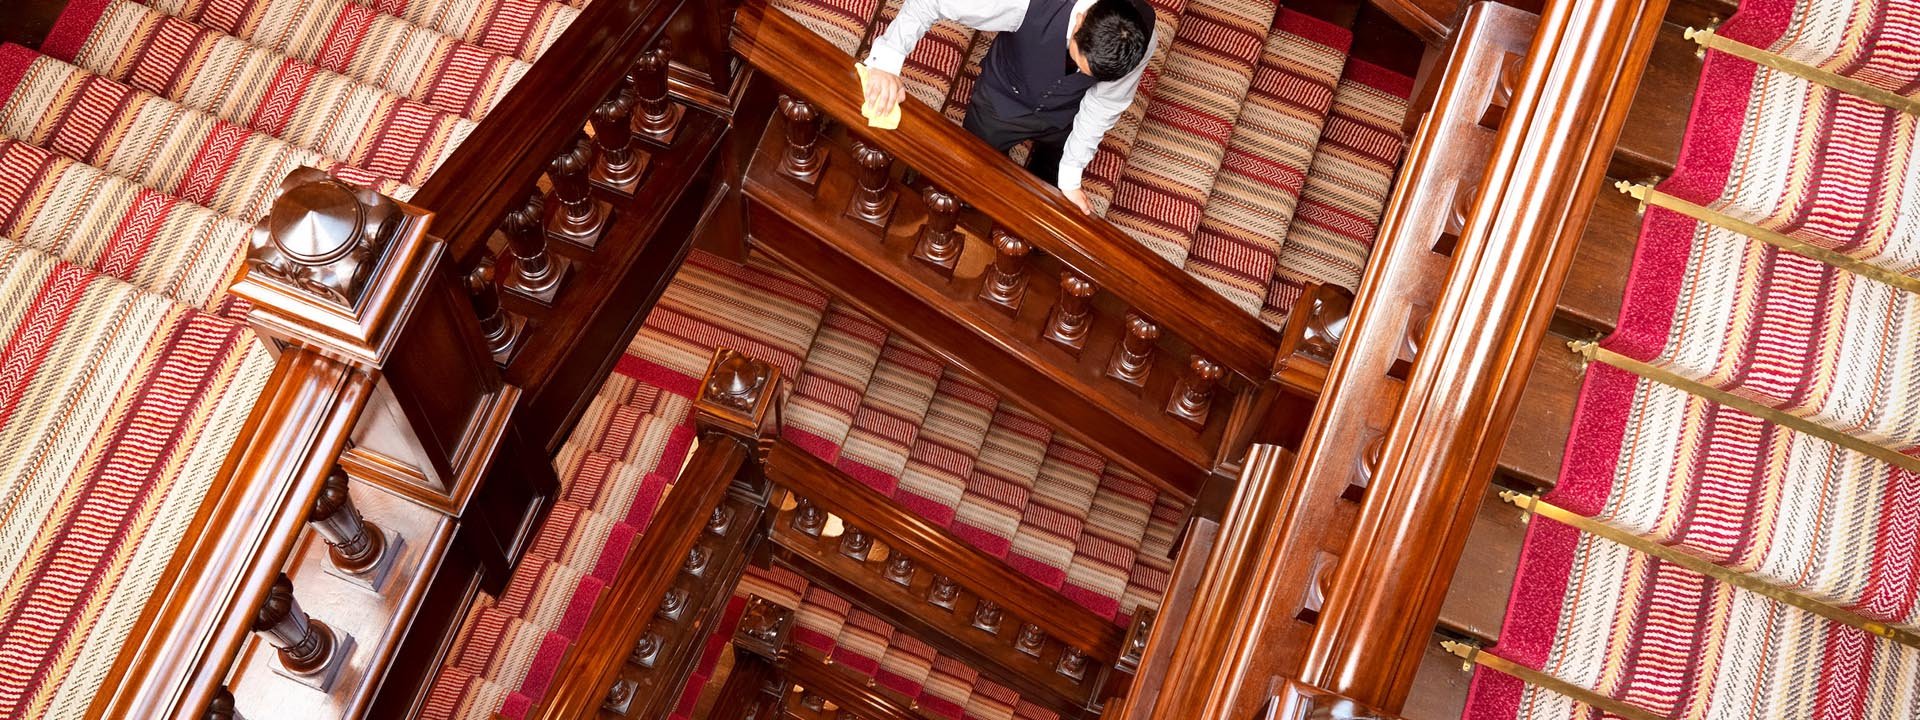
[529,348,778,720]
[464,255,527,364]
[592,78,646,194]
[914,185,963,274]
[250,574,350,690]
[735,594,921,720]
[845,140,897,229]
[307,467,399,585]
[500,190,571,303]
[545,135,611,249]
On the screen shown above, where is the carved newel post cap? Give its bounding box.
[733,595,795,660]
[248,169,397,308]
[694,348,782,441]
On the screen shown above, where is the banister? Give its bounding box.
[766,440,1128,662]
[88,348,373,719]
[407,0,684,262]
[1301,0,1666,708]
[728,2,1284,384]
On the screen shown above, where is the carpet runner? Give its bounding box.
[422,247,1190,717]
[768,0,1411,330]
[0,0,567,713]
[1463,0,1920,716]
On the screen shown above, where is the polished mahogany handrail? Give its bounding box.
[765,440,1128,661]
[1300,0,1667,708]
[529,436,751,720]
[88,349,373,719]
[409,0,683,261]
[728,2,1283,384]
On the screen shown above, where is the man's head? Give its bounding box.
[1069,0,1150,82]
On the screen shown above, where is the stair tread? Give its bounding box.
[895,369,1003,527]
[952,405,1057,557]
[355,0,583,62]
[1007,437,1110,592]
[1264,58,1413,326]
[836,335,946,493]
[1494,336,1583,489]
[1555,187,1638,334]
[784,301,892,461]
[1609,21,1701,181]
[0,47,414,219]
[1435,486,1526,643]
[1103,0,1284,267]
[127,0,531,120]
[1181,9,1353,317]
[47,0,473,187]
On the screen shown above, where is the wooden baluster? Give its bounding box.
[251,574,350,690]
[883,555,915,586]
[203,687,238,720]
[1118,609,1155,673]
[1014,623,1046,658]
[308,467,399,587]
[978,229,1030,314]
[912,186,962,275]
[603,679,639,714]
[1165,355,1224,428]
[1299,285,1353,361]
[777,95,827,190]
[657,587,691,622]
[1105,312,1160,387]
[1043,270,1096,354]
[971,601,1004,634]
[632,44,684,146]
[684,543,714,578]
[630,628,664,667]
[590,74,644,194]
[708,503,737,536]
[501,191,570,304]
[545,135,609,250]
[839,527,873,562]
[845,140,897,230]
[926,575,960,611]
[464,255,525,365]
[791,496,825,537]
[1056,647,1090,682]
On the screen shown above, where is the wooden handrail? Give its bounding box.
[765,439,1128,662]
[89,348,373,719]
[1300,0,1666,708]
[408,0,684,261]
[728,2,1283,384]
[531,435,748,719]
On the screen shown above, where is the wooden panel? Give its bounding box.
[1608,22,1702,181]
[1554,188,1639,335]
[1433,487,1526,643]
[1494,338,1583,489]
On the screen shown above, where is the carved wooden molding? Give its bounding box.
[735,594,796,660]
[694,348,782,444]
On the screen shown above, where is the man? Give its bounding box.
[861,0,1154,212]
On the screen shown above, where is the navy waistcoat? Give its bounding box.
[974,0,1149,128]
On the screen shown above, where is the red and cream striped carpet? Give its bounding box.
[1465,0,1920,716]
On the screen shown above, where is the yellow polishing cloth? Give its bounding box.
[855,63,902,130]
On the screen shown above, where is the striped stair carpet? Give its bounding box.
[0,0,569,714]
[739,564,1062,720]
[425,248,1191,716]
[1463,0,1920,717]
[768,0,1412,330]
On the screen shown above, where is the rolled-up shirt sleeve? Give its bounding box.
[1055,28,1153,192]
[863,0,1028,76]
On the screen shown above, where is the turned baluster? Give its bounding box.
[603,679,639,714]
[1057,647,1090,682]
[883,555,915,585]
[708,503,737,536]
[590,77,644,193]
[1166,355,1224,428]
[840,527,872,561]
[845,140,897,229]
[926,575,960,611]
[1106,312,1160,387]
[777,95,827,189]
[913,186,962,275]
[501,192,569,303]
[204,687,238,720]
[465,255,524,364]
[978,229,1030,313]
[630,629,664,667]
[252,574,347,688]
[308,467,396,584]
[632,44,683,145]
[546,135,608,249]
[971,601,1004,634]
[1014,623,1046,657]
[791,497,825,537]
[684,543,714,578]
[1044,270,1096,354]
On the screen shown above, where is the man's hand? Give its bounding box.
[1062,187,1091,213]
[862,67,906,117]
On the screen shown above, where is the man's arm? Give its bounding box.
[863,0,1026,75]
[1056,29,1155,200]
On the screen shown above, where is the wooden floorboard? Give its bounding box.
[1435,486,1528,644]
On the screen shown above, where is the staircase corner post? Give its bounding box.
[695,348,783,503]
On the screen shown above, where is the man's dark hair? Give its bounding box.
[1074,0,1150,82]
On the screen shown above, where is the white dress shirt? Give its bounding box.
[861,0,1154,192]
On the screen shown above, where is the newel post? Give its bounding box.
[695,348,783,502]
[233,168,547,521]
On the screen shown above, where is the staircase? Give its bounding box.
[1405,0,1920,716]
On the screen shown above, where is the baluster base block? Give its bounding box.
[503,254,574,306]
[269,622,354,692]
[590,153,651,196]
[485,313,529,367]
[977,275,1026,316]
[322,531,405,592]
[548,198,614,251]
[843,191,898,233]
[633,103,686,148]
[1043,304,1090,356]
[911,228,962,277]
[1164,379,1213,430]
[1104,349,1152,389]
